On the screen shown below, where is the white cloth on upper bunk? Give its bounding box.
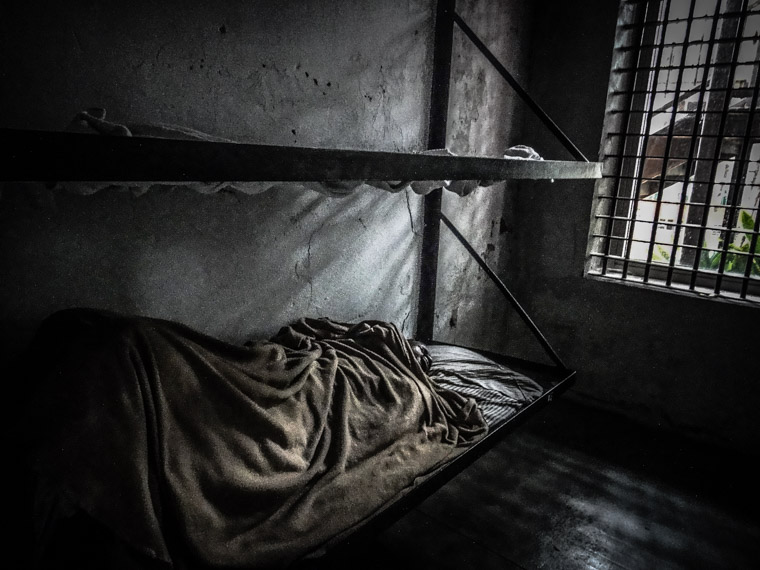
[503,145,543,160]
[57,109,536,198]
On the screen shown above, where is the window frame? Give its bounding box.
[586,0,760,305]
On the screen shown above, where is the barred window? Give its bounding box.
[587,0,760,303]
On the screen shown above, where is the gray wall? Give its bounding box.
[0,1,527,368]
[6,0,749,454]
[0,0,432,365]
[515,0,758,453]
[434,0,531,350]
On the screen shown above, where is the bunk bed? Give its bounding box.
[3,1,602,568]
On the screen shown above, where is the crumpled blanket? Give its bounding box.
[56,108,539,197]
[25,309,487,568]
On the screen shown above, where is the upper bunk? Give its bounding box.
[1,127,601,183]
[0,3,600,188]
[0,0,591,384]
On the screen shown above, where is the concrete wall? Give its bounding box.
[0,0,436,367]
[515,0,759,452]
[0,1,530,371]
[4,0,753,454]
[434,0,531,352]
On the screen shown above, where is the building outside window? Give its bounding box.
[587,0,760,303]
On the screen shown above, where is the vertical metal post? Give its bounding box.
[621,0,671,280]
[643,0,697,283]
[666,0,724,286]
[601,0,655,273]
[417,0,455,342]
[684,0,746,278]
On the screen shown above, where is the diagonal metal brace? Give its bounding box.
[441,213,569,370]
[453,12,589,163]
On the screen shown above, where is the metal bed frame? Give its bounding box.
[304,2,591,564]
[1,0,599,566]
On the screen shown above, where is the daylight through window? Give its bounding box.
[587,0,760,303]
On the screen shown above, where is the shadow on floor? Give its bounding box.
[346,398,760,570]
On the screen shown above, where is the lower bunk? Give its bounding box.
[24,308,573,569]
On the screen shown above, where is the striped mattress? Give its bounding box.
[426,344,544,428]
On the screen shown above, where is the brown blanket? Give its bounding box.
[25,309,486,568]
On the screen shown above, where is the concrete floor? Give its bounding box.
[341,398,760,569]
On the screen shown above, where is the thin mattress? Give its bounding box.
[425,344,544,428]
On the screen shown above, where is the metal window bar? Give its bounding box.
[613,84,753,95]
[606,173,760,185]
[608,107,759,116]
[688,0,749,289]
[741,177,760,296]
[595,216,760,236]
[590,259,760,286]
[591,249,760,261]
[607,108,760,115]
[621,0,673,279]
[606,153,760,161]
[596,195,760,209]
[589,261,760,287]
[620,8,755,30]
[612,67,754,79]
[600,0,652,275]
[616,33,758,53]
[715,55,760,293]
[590,253,760,267]
[591,0,760,303]
[643,0,699,283]
[592,233,760,255]
[664,0,724,287]
[604,1,665,267]
[592,267,760,286]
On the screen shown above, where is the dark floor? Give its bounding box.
[341,398,760,570]
[15,396,760,569]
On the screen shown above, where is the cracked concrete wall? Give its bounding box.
[0,0,434,365]
[0,1,430,151]
[433,0,532,353]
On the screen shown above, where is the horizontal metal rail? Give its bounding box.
[0,128,601,183]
